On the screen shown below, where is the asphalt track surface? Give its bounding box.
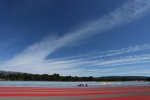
[0,86,149,100]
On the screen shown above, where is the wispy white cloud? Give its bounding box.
[55,43,150,61]
[47,53,150,69]
[1,0,150,76]
[2,43,150,76]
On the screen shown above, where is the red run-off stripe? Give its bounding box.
[0,86,149,97]
[0,86,149,91]
[81,96,150,100]
[0,92,123,96]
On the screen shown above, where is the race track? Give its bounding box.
[0,86,149,100]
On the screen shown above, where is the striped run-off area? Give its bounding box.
[0,86,149,100]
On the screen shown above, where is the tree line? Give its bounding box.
[0,73,150,81]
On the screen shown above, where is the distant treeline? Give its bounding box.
[0,73,150,81]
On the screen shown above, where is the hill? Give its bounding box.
[0,71,149,81]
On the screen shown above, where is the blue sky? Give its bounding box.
[0,0,150,76]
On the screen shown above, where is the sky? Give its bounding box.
[0,0,150,76]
